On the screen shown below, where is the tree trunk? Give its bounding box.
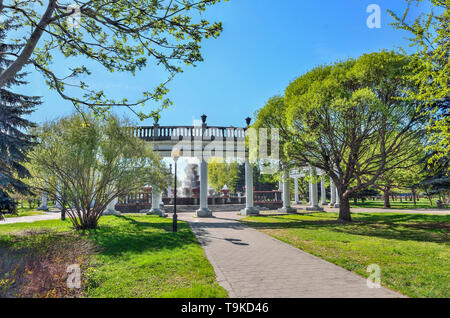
[383,189,391,208]
[339,194,351,222]
[336,186,351,222]
[353,197,357,204]
[80,215,98,229]
[412,189,416,205]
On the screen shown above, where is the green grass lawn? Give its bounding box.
[0,215,227,298]
[2,206,44,218]
[350,198,447,209]
[241,212,450,298]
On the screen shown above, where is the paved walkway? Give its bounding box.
[0,212,61,225]
[179,212,404,298]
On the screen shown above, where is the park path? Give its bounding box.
[179,212,404,298]
[0,212,61,225]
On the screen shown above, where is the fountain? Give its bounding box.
[181,163,200,198]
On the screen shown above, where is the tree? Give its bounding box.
[284,51,425,222]
[235,162,278,192]
[29,113,168,230]
[389,0,449,163]
[0,20,41,219]
[419,154,450,205]
[0,0,224,119]
[256,169,279,191]
[252,96,293,184]
[349,188,380,204]
[208,158,239,193]
[372,137,425,207]
[373,160,424,208]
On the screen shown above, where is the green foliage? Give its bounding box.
[372,136,426,204]
[0,0,226,119]
[0,19,40,217]
[419,155,450,199]
[207,158,239,192]
[28,113,168,230]
[283,51,425,221]
[234,163,277,192]
[388,0,449,163]
[253,96,291,164]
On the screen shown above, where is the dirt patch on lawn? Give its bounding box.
[0,229,96,298]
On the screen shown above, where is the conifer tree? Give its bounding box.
[0,20,40,218]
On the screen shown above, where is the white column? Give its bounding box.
[167,184,172,198]
[309,181,312,205]
[38,190,48,210]
[321,177,326,205]
[148,187,165,217]
[197,159,212,217]
[294,177,300,204]
[279,169,296,213]
[329,178,336,206]
[307,167,323,211]
[240,158,259,216]
[334,187,340,208]
[159,192,164,207]
[54,180,62,209]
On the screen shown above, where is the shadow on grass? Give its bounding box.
[241,213,450,244]
[85,215,199,256]
[349,201,445,210]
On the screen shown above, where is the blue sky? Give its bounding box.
[24,0,423,127]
